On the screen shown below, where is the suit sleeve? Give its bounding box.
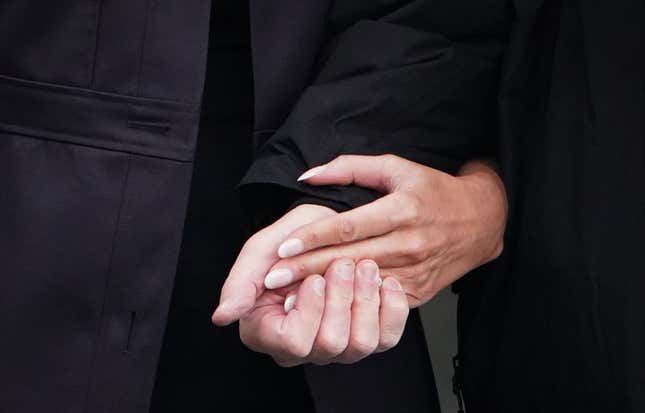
[240,7,508,214]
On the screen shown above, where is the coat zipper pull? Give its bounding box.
[452,355,466,413]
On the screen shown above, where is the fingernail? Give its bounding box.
[382,277,403,292]
[284,294,297,312]
[313,277,326,296]
[357,260,380,282]
[264,268,294,289]
[297,165,326,181]
[337,261,355,281]
[278,238,304,258]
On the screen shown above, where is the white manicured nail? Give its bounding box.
[284,294,297,312]
[313,277,326,297]
[278,238,304,258]
[297,165,326,181]
[264,268,294,289]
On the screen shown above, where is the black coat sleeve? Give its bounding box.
[240,1,511,215]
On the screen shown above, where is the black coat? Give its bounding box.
[0,1,510,412]
[456,1,645,412]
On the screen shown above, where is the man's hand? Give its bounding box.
[266,155,507,307]
[238,259,408,367]
[212,153,505,365]
[212,204,409,366]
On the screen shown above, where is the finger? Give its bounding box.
[211,241,265,326]
[284,293,297,313]
[212,206,333,326]
[239,275,326,366]
[266,228,432,289]
[336,260,381,364]
[298,154,422,192]
[278,275,326,363]
[376,277,409,352]
[308,258,355,364]
[277,193,420,258]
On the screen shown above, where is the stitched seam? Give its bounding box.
[81,154,132,412]
[89,0,104,87]
[0,74,200,109]
[0,123,193,162]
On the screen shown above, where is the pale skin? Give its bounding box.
[212,154,507,366]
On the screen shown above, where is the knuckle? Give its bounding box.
[349,335,378,357]
[354,293,380,306]
[398,193,423,224]
[378,332,403,351]
[281,334,312,359]
[293,261,308,277]
[336,154,350,164]
[403,233,431,262]
[316,334,348,357]
[302,230,320,248]
[381,154,399,165]
[335,216,356,242]
[241,235,259,253]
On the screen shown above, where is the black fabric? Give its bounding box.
[152,3,441,413]
[242,2,513,412]
[0,2,210,411]
[0,1,440,411]
[305,310,439,413]
[457,1,645,412]
[0,1,519,412]
[150,3,315,412]
[242,0,513,211]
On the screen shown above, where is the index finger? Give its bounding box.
[277,193,418,259]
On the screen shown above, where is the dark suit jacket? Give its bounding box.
[456,1,645,412]
[0,1,510,412]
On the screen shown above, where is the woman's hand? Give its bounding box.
[212,205,409,366]
[265,155,507,307]
[212,153,506,365]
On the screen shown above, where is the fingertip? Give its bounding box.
[331,258,355,281]
[211,300,251,326]
[211,307,232,326]
[356,259,380,282]
[297,165,327,182]
[277,238,304,259]
[382,277,403,292]
[264,268,295,289]
[312,276,326,297]
[284,294,297,313]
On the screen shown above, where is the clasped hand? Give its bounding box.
[213,155,507,367]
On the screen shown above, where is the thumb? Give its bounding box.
[211,242,266,326]
[297,154,407,193]
[212,204,337,326]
